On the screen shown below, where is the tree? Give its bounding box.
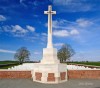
[57,44,75,63]
[14,47,30,64]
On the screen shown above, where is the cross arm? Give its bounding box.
[51,11,56,14]
[44,11,48,14]
[44,11,56,14]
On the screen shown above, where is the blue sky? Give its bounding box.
[0,0,100,61]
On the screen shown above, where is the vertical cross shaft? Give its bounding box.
[44,5,56,48]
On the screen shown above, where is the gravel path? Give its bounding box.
[0,79,100,88]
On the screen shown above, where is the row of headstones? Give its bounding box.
[8,63,34,70]
[8,63,97,70]
[67,65,97,70]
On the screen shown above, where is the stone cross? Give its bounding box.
[44,5,56,48]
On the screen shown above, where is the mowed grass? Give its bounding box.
[67,62,100,66]
[0,61,19,64]
[0,61,19,69]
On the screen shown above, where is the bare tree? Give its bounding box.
[14,47,30,64]
[57,44,75,63]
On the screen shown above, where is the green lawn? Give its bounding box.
[67,62,100,66]
[0,61,20,69]
[0,61,19,64]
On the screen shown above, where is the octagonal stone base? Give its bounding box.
[31,63,67,84]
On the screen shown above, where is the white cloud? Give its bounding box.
[0,25,38,42]
[41,33,47,42]
[53,29,79,37]
[70,29,79,35]
[45,20,69,29]
[34,51,41,55]
[0,15,6,21]
[52,19,93,30]
[20,0,27,7]
[51,0,94,12]
[54,43,64,46]
[26,25,35,32]
[2,25,12,32]
[41,36,47,42]
[53,30,69,37]
[20,0,24,3]
[2,25,35,34]
[52,20,59,28]
[12,25,27,33]
[0,49,15,54]
[41,33,47,36]
[52,20,68,29]
[76,18,93,27]
[1,25,28,37]
[51,18,94,38]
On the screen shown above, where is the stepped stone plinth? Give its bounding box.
[32,63,67,83]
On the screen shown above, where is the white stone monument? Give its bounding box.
[32,5,67,84]
[41,5,59,64]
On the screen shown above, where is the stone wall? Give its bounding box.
[0,70,100,79]
[0,71,32,78]
[68,70,100,79]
